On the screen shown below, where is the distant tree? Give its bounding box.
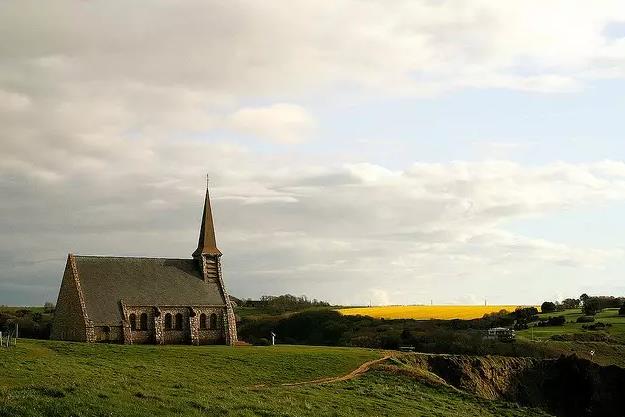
[582,298,601,316]
[514,307,539,323]
[249,294,330,314]
[619,303,625,316]
[43,302,55,314]
[561,298,581,309]
[541,302,557,313]
[580,294,590,305]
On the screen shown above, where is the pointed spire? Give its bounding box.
[192,183,222,257]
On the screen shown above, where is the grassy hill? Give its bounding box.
[0,340,549,417]
[515,308,625,367]
[517,308,625,342]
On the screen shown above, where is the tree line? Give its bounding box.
[540,294,625,316]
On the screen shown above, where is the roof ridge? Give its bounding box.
[73,255,193,261]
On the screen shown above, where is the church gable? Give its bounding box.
[50,256,89,341]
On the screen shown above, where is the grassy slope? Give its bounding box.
[516,308,625,367]
[0,340,548,417]
[517,309,625,341]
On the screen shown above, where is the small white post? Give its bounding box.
[270,331,276,346]
[0,331,3,347]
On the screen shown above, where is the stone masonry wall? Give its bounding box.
[203,255,237,345]
[50,257,88,342]
[125,306,156,344]
[119,305,226,345]
[93,326,123,343]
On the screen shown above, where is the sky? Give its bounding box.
[2,1,625,306]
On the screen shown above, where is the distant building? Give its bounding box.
[51,186,237,345]
[486,327,515,342]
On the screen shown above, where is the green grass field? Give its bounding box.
[0,340,549,417]
[517,308,625,341]
[515,308,625,367]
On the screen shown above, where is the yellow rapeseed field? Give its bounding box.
[337,305,527,320]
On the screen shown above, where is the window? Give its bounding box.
[209,313,218,330]
[199,313,207,330]
[175,313,183,330]
[140,313,148,330]
[129,313,137,331]
[164,313,172,330]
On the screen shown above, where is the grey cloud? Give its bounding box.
[3,135,624,305]
[4,1,625,305]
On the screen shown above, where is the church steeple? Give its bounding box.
[192,185,222,257]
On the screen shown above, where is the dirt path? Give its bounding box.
[251,354,393,389]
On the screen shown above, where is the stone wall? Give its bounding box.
[160,307,190,344]
[125,306,156,344]
[203,255,238,345]
[93,325,123,343]
[50,257,88,341]
[119,305,226,345]
[196,308,226,344]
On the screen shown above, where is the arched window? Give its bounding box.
[209,313,218,330]
[140,313,148,330]
[199,313,207,329]
[129,313,137,331]
[175,313,183,330]
[164,313,172,330]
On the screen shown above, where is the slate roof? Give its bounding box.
[74,256,226,325]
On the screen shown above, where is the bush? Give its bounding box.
[541,302,557,313]
[550,333,612,342]
[619,304,625,316]
[249,337,270,346]
[582,322,610,331]
[576,315,595,323]
[0,310,52,339]
[537,316,566,327]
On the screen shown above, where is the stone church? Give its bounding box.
[51,187,237,345]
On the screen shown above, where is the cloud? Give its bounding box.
[2,131,625,305]
[3,1,625,305]
[228,104,315,144]
[2,1,625,106]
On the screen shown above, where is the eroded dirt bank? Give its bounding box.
[379,353,625,417]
